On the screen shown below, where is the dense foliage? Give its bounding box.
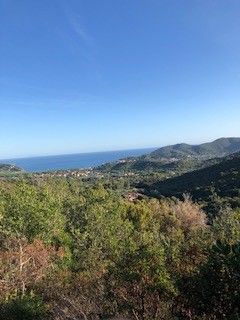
[0,177,239,319]
[142,152,240,216]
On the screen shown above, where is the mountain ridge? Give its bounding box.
[149,137,240,159]
[97,137,240,174]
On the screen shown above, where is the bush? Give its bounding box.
[0,294,47,320]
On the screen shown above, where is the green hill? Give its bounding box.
[0,164,22,172]
[150,137,240,159]
[141,152,240,210]
[97,137,240,175]
[0,164,23,175]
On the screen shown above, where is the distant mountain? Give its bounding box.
[141,151,240,206]
[150,137,240,159]
[97,138,240,174]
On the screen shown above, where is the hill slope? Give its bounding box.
[97,138,240,175]
[0,164,23,176]
[141,152,240,204]
[150,137,240,159]
[0,164,22,172]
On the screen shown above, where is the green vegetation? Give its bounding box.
[1,138,240,319]
[0,174,240,319]
[0,164,23,177]
[0,164,22,172]
[97,137,240,178]
[142,151,240,216]
[150,137,240,159]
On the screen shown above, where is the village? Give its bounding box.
[34,168,101,179]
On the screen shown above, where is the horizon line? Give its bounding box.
[1,136,239,162]
[0,146,157,162]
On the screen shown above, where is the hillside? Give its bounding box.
[149,137,240,159]
[0,163,22,173]
[141,152,240,209]
[97,137,240,175]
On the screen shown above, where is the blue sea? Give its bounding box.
[0,148,155,173]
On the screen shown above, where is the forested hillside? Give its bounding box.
[150,137,240,159]
[0,140,240,319]
[141,152,240,214]
[97,137,240,175]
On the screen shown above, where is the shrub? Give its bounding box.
[0,294,47,320]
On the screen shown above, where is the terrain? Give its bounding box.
[139,151,240,213]
[150,137,240,159]
[0,163,23,174]
[97,137,240,176]
[0,137,240,319]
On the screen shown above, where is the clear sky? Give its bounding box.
[1,0,240,158]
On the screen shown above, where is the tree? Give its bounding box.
[177,209,240,319]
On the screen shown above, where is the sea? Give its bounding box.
[0,148,155,173]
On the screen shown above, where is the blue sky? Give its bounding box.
[1,0,240,158]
